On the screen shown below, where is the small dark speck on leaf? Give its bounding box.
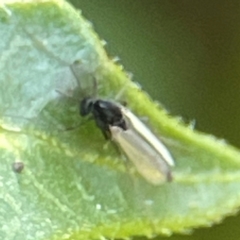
[12,162,24,173]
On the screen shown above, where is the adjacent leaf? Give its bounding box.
[1,1,240,240]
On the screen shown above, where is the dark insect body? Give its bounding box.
[80,97,127,139]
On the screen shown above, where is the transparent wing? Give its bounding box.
[110,126,172,185]
[121,107,175,166]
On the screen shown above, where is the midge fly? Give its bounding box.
[68,64,174,185]
[80,96,174,184]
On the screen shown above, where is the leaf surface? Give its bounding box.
[1,1,240,240]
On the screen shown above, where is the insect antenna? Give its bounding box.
[55,89,79,102]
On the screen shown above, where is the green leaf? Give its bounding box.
[1,1,240,240]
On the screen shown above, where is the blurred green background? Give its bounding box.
[68,1,240,239]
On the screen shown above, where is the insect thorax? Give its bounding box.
[93,100,127,131]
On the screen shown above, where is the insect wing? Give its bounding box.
[110,126,172,185]
[120,107,174,166]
